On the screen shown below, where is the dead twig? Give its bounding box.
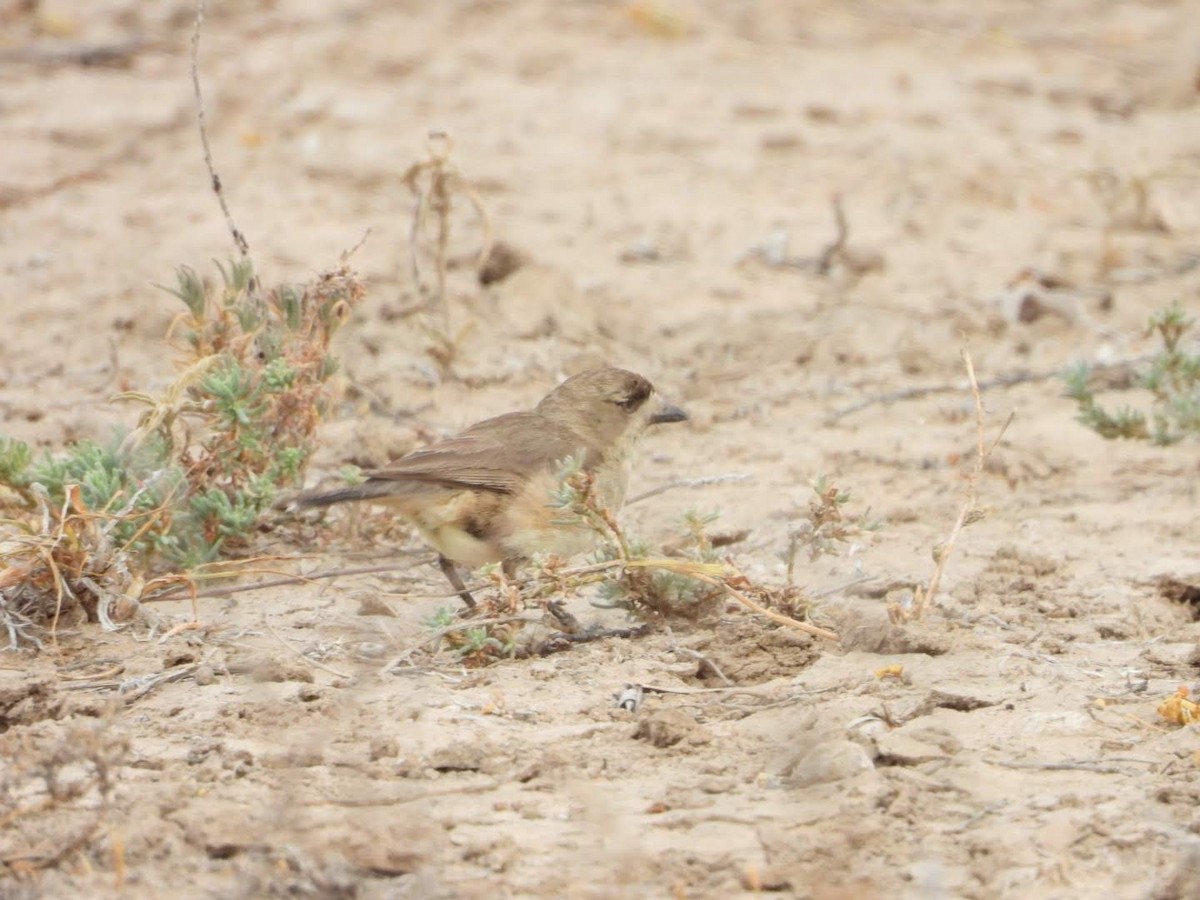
[827,356,1155,424]
[945,801,1008,834]
[403,131,492,345]
[902,349,1012,622]
[296,781,502,808]
[665,625,732,685]
[827,367,1052,424]
[694,567,839,641]
[738,192,854,275]
[815,192,848,275]
[149,556,839,641]
[985,757,1146,775]
[190,0,253,270]
[626,473,752,506]
[0,39,152,68]
[2,816,105,873]
[60,657,213,703]
[534,623,652,656]
[672,646,732,685]
[142,562,418,603]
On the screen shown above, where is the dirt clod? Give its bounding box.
[635,708,705,748]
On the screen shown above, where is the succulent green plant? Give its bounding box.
[1065,303,1200,445]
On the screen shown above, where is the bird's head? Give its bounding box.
[536,367,687,453]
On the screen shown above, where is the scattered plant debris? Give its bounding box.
[1157,685,1200,726]
[0,720,130,878]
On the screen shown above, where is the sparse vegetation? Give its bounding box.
[589,509,728,622]
[1065,302,1200,444]
[0,262,364,646]
[11,1,1200,894]
[546,456,727,623]
[783,475,882,585]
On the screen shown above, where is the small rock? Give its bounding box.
[634,708,701,748]
[760,130,804,151]
[528,661,558,681]
[250,657,314,684]
[478,240,527,285]
[287,747,325,768]
[369,737,398,761]
[906,726,963,755]
[908,684,1006,717]
[355,642,387,659]
[193,664,216,686]
[786,739,875,788]
[874,732,947,766]
[356,595,396,617]
[686,724,715,746]
[343,840,423,877]
[427,744,488,773]
[993,271,1086,326]
[223,749,254,777]
[698,776,738,794]
[742,865,793,892]
[297,685,323,703]
[186,739,222,766]
[842,620,953,656]
[163,650,196,669]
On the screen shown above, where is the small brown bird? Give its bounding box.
[295,367,687,606]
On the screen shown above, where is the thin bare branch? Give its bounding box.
[815,191,848,275]
[190,0,253,267]
[909,348,1002,621]
[626,473,752,506]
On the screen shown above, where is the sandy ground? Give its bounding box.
[3,0,1200,897]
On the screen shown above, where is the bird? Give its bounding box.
[293,367,687,607]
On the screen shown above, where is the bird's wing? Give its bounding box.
[365,413,594,494]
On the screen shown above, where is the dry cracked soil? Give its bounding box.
[3,1,1200,898]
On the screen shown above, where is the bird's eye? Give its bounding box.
[612,379,651,412]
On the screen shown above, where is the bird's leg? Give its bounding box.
[437,555,476,609]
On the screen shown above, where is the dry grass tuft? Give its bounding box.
[402,131,492,376]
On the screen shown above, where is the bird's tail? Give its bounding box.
[278,480,401,511]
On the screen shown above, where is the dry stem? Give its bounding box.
[403,132,492,335]
[626,472,751,506]
[904,349,1013,621]
[190,0,253,270]
[815,191,848,275]
[827,356,1152,424]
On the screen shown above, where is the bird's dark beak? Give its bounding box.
[649,402,688,425]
